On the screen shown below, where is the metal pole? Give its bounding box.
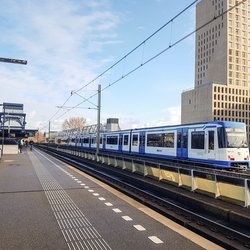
[49,121,51,143]
[96,84,101,155]
[1,105,5,157]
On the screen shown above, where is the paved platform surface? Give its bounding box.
[0,148,223,250]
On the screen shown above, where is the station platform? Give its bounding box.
[0,148,223,250]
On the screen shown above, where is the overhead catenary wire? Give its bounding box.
[102,0,247,90]
[48,0,199,125]
[48,0,246,127]
[72,0,200,95]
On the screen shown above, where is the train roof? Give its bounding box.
[112,121,246,133]
[72,121,246,137]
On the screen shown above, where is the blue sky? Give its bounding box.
[0,0,196,131]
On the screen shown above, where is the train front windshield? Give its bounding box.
[225,128,248,148]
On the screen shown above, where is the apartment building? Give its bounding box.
[181,0,250,140]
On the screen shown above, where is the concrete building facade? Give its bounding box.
[181,0,250,141]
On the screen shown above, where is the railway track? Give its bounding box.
[36,145,250,249]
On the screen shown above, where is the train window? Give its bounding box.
[119,136,122,145]
[217,127,226,148]
[100,137,103,144]
[83,138,89,144]
[177,132,181,148]
[140,134,145,147]
[147,133,162,147]
[91,137,96,144]
[183,132,188,148]
[107,136,118,145]
[177,132,187,148]
[225,128,248,148]
[123,135,129,145]
[163,133,174,148]
[208,131,214,150]
[147,133,174,148]
[132,134,139,146]
[191,131,205,149]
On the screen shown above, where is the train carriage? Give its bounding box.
[65,121,249,169]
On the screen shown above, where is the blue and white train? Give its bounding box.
[65,121,250,169]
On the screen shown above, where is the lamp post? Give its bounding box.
[0,104,4,158]
[0,57,27,157]
[0,57,27,65]
[48,121,51,143]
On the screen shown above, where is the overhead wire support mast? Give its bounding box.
[96,84,101,156]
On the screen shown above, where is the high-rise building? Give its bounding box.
[181,0,250,141]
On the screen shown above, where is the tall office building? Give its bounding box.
[181,0,250,141]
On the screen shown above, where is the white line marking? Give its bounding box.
[75,179,79,181]
[80,183,85,186]
[105,202,113,207]
[112,208,122,213]
[99,197,106,201]
[148,236,163,244]
[93,193,99,196]
[122,216,133,221]
[133,225,146,231]
[77,181,82,183]
[84,186,89,189]
[88,190,94,192]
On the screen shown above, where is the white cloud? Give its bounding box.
[112,106,181,130]
[0,0,121,130]
[157,106,181,126]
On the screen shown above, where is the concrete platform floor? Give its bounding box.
[0,148,223,250]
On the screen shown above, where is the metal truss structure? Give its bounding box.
[58,123,108,138]
[0,103,26,131]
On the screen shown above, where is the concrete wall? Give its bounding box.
[181,84,213,123]
[2,145,19,154]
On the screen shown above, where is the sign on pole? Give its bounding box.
[0,57,27,65]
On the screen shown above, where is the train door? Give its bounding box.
[122,133,130,152]
[118,134,123,152]
[139,131,145,154]
[103,135,106,150]
[206,129,215,159]
[131,133,139,153]
[177,128,188,159]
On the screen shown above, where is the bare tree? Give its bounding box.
[62,117,87,131]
